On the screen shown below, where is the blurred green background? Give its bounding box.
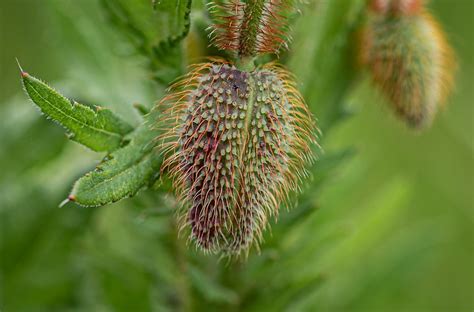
[0,0,472,311]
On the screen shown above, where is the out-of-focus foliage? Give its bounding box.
[101,0,192,83]
[0,0,472,311]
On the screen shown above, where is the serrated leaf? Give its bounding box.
[21,72,133,152]
[69,112,161,207]
[101,0,192,83]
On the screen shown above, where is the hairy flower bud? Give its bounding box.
[157,60,316,255]
[208,0,292,56]
[360,1,455,128]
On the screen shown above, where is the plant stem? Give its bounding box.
[236,56,256,71]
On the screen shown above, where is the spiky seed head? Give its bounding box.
[157,60,317,256]
[360,2,455,129]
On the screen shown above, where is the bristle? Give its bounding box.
[156,60,317,255]
[208,1,246,53]
[255,0,292,55]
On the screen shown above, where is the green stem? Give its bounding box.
[236,56,256,72]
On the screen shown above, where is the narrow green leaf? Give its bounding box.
[69,112,162,207]
[101,0,192,83]
[21,71,133,152]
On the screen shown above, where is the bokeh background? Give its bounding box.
[1,0,472,311]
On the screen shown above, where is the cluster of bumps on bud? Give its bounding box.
[360,0,455,128]
[156,0,316,256]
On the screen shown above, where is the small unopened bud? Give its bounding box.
[360,1,455,128]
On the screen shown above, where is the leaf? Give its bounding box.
[101,0,192,83]
[69,111,162,207]
[21,71,133,152]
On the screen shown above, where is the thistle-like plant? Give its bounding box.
[20,0,317,256]
[359,0,455,128]
[18,0,456,259]
[7,1,467,310]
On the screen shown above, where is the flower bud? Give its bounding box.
[158,61,316,255]
[360,1,455,128]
